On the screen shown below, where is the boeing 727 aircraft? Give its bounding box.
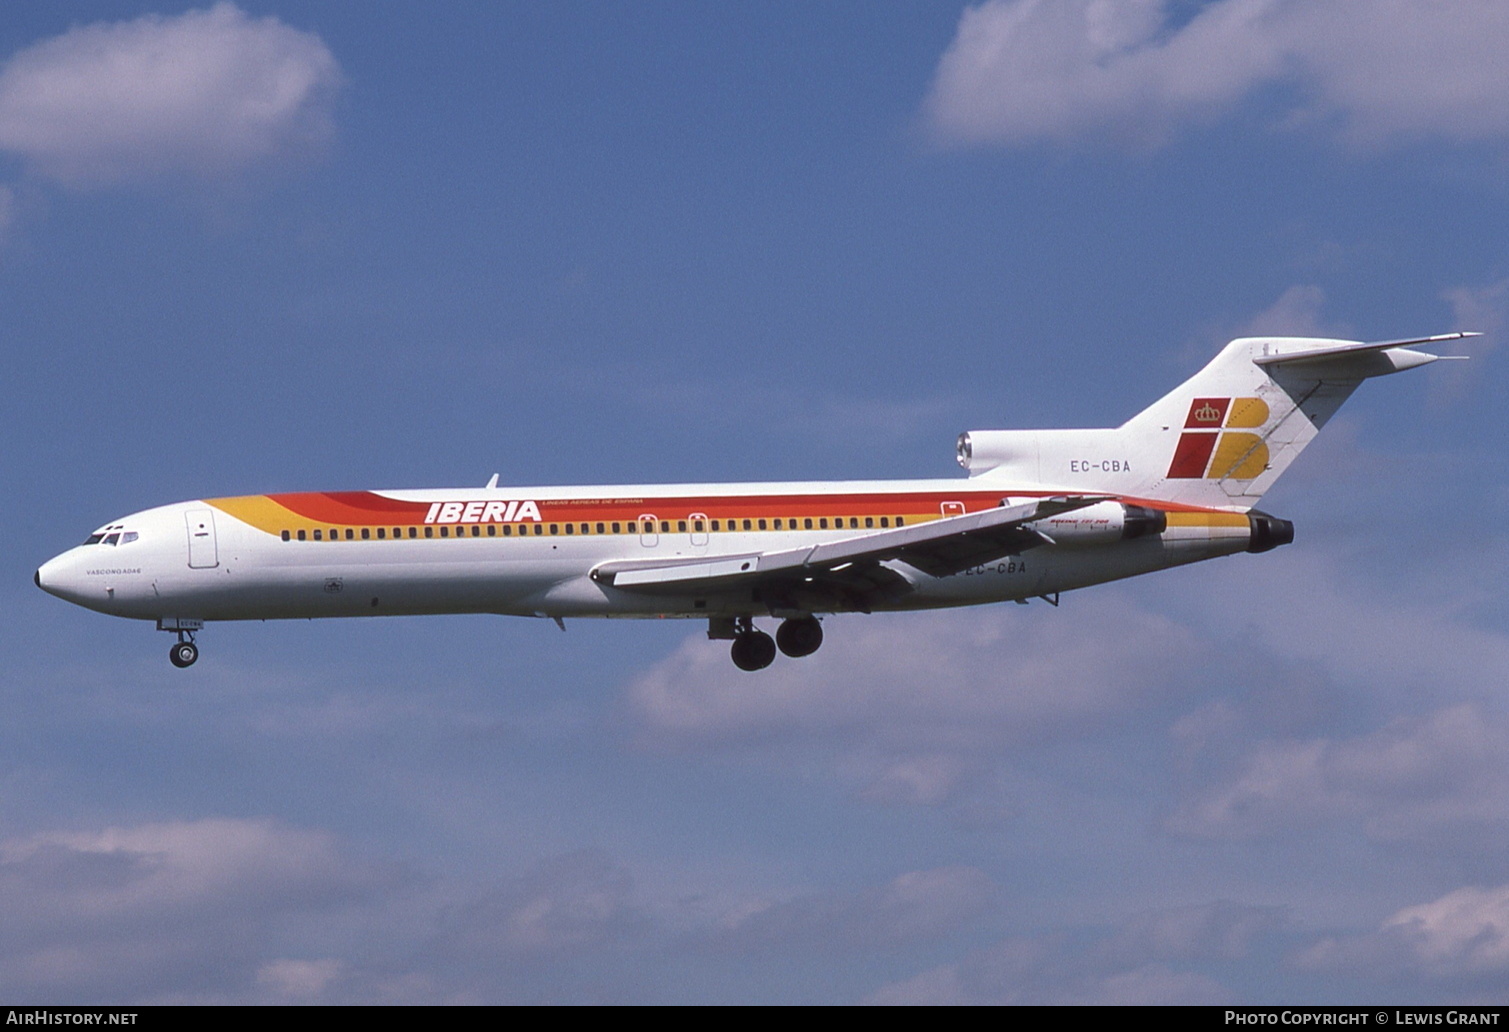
[36,333,1471,670]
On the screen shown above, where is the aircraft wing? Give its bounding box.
[589,495,1108,609]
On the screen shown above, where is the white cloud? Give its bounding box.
[866,902,1262,1004]
[1385,886,1509,974]
[711,866,995,952]
[1443,277,1509,357]
[0,3,341,186]
[1103,899,1287,965]
[1235,285,1348,340]
[624,598,1205,818]
[434,850,645,962]
[1442,277,1502,342]
[926,0,1509,150]
[255,958,345,1000]
[0,183,14,240]
[627,598,1202,752]
[1298,883,1509,981]
[1169,704,1509,842]
[0,817,393,1000]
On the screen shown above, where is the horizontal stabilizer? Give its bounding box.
[1254,332,1478,367]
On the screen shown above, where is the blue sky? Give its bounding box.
[4,0,1509,1004]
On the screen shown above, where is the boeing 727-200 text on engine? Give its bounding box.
[36,333,1472,670]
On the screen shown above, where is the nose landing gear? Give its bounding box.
[169,637,199,668]
[158,618,203,668]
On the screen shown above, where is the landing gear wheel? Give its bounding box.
[730,630,777,671]
[169,641,198,668]
[776,617,823,658]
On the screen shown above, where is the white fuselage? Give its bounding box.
[35,477,1253,626]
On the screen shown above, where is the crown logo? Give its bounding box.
[1193,402,1221,423]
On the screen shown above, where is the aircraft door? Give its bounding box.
[941,501,965,518]
[690,512,709,550]
[638,514,658,548]
[185,509,219,568]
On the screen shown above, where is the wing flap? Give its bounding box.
[591,495,1108,599]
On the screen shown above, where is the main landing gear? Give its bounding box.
[719,616,825,671]
[775,616,823,658]
[730,626,777,671]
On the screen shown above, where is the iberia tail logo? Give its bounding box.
[1167,397,1271,479]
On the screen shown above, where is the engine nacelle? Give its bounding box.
[1024,500,1167,547]
[1246,511,1295,553]
[957,430,1034,476]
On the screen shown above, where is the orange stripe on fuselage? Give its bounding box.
[207,490,1246,537]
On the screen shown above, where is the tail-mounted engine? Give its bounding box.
[1025,500,1167,546]
[1246,511,1295,553]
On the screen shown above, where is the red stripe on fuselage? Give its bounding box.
[260,488,1237,526]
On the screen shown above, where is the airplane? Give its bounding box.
[35,332,1472,671]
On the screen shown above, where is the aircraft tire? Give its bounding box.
[169,641,198,668]
[776,617,823,658]
[730,630,777,671]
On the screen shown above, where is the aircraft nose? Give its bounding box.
[35,554,79,603]
[36,557,59,597]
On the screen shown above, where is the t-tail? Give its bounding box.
[957,333,1474,511]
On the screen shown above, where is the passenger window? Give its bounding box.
[362,528,371,540]
[819,518,828,529]
[880,517,889,528]
[550,524,560,535]
[803,518,812,530]
[281,530,291,542]
[409,527,418,538]
[345,528,354,540]
[678,520,687,533]
[773,519,782,530]
[693,520,704,532]
[313,530,322,541]
[660,521,670,533]
[865,517,874,528]
[743,519,752,531]
[896,516,904,526]
[596,522,605,534]
[565,523,574,535]
[472,525,480,537]
[503,525,512,536]
[611,522,621,534]
[441,527,449,538]
[534,524,544,535]
[298,530,308,541]
[425,527,433,538]
[758,519,767,530]
[487,525,496,536]
[711,520,719,532]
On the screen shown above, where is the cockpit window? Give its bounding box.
[120,532,138,545]
[102,533,120,546]
[84,534,105,545]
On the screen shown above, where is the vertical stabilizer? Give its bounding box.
[961,334,1470,509]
